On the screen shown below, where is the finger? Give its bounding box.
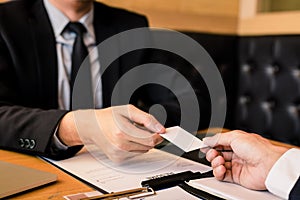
[203,130,246,148]
[126,105,165,133]
[221,151,234,161]
[130,149,150,154]
[211,155,225,168]
[121,119,164,147]
[222,169,234,183]
[206,149,220,162]
[203,133,222,147]
[224,161,232,169]
[213,165,226,181]
[200,147,210,154]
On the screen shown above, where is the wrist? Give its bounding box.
[268,145,289,167]
[58,112,83,146]
[264,146,289,183]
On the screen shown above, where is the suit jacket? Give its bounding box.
[0,0,211,160]
[0,0,158,159]
[290,178,300,200]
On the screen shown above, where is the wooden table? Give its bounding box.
[1,150,93,200]
[1,130,299,199]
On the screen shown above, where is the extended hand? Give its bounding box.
[58,104,165,162]
[203,130,288,190]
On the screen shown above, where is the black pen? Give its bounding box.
[215,149,233,152]
[201,146,233,152]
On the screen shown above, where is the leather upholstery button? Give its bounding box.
[288,104,300,115]
[288,105,297,115]
[239,95,251,104]
[262,99,275,110]
[18,138,24,148]
[242,64,252,73]
[266,64,279,75]
[292,69,300,78]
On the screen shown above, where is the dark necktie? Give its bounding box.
[65,22,93,109]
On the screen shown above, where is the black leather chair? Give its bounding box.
[184,32,300,146]
[235,36,300,146]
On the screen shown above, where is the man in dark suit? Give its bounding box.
[0,0,171,161]
[204,130,300,199]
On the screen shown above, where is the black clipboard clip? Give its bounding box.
[141,170,213,190]
[141,170,226,200]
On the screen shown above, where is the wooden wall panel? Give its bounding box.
[97,0,239,34]
[238,0,300,35]
[98,0,300,35]
[2,0,300,35]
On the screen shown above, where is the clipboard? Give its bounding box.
[45,148,281,200]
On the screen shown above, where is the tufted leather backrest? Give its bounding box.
[234,36,300,146]
[183,32,300,145]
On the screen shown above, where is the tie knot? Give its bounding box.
[65,22,87,36]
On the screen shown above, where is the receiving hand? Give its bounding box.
[203,130,288,190]
[58,104,165,162]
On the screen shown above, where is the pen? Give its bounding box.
[215,149,233,152]
[81,187,152,200]
[201,146,233,152]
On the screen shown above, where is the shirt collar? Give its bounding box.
[43,0,95,40]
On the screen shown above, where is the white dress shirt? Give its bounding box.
[266,148,300,199]
[43,0,103,149]
[43,0,102,110]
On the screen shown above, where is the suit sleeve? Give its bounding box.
[0,18,81,160]
[289,178,300,200]
[265,148,300,199]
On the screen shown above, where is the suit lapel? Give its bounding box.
[93,2,120,108]
[28,0,58,109]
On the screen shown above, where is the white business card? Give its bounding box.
[161,126,208,152]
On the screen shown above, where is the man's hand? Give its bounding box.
[203,130,288,190]
[58,104,165,162]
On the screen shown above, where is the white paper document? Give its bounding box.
[162,126,208,152]
[45,147,282,199]
[47,148,210,191]
[189,178,282,200]
[48,148,205,199]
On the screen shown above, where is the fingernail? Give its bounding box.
[202,137,209,144]
[155,124,164,133]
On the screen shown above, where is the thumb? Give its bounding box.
[203,131,239,147]
[203,133,222,147]
[125,105,166,134]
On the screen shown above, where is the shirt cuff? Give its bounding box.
[52,126,69,150]
[265,148,300,199]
